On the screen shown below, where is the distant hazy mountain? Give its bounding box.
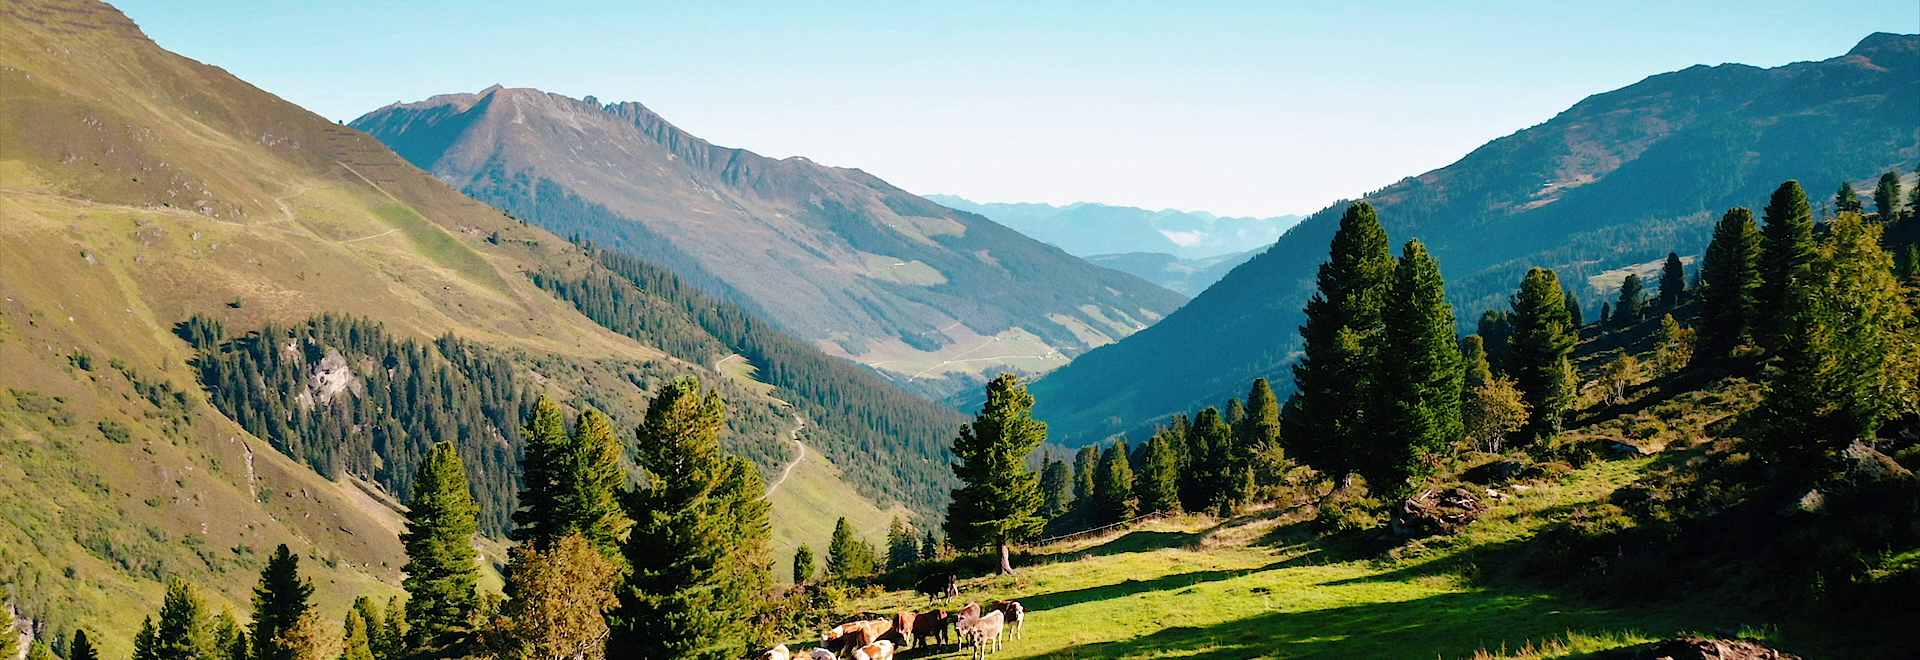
[352,89,1185,396]
[1029,32,1920,446]
[1085,250,1261,296]
[925,195,1301,260]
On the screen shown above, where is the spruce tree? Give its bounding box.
[1599,302,1612,325]
[1235,377,1282,499]
[1875,171,1902,219]
[211,612,245,660]
[943,373,1047,575]
[886,517,918,571]
[1224,398,1245,427]
[1759,180,1816,350]
[27,642,52,660]
[1376,239,1464,496]
[340,609,375,660]
[1563,288,1584,328]
[1182,408,1232,514]
[146,579,213,660]
[511,396,569,545]
[791,545,814,584]
[1507,269,1578,439]
[1281,202,1395,477]
[69,630,97,660]
[1757,213,1919,471]
[1835,181,1863,214]
[558,409,632,561]
[1138,431,1183,514]
[1071,446,1098,504]
[1039,459,1073,518]
[1698,207,1763,361]
[251,544,315,660]
[401,442,481,654]
[919,530,938,561]
[825,518,862,580]
[1477,310,1514,371]
[1092,442,1137,524]
[349,597,396,660]
[1615,274,1644,324]
[613,378,770,660]
[1659,252,1686,308]
[1460,335,1493,390]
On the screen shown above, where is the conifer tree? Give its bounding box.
[1460,335,1493,391]
[0,624,17,660]
[1615,274,1644,324]
[1092,442,1137,524]
[1182,408,1232,513]
[1757,213,1919,471]
[1759,180,1816,350]
[557,409,633,561]
[1563,288,1584,328]
[212,612,246,660]
[1071,446,1098,504]
[1835,181,1863,214]
[251,544,315,660]
[1235,378,1282,497]
[1875,171,1902,219]
[68,630,97,660]
[144,580,214,660]
[613,378,770,660]
[1224,398,1245,427]
[1375,240,1464,495]
[401,442,481,654]
[1136,431,1183,514]
[825,518,863,580]
[1659,252,1686,308]
[1039,459,1073,518]
[1282,203,1395,477]
[512,396,570,545]
[27,641,52,660]
[1477,310,1514,371]
[919,531,939,561]
[340,609,375,660]
[792,545,815,584]
[1507,269,1578,438]
[1698,208,1763,361]
[1599,302,1612,325]
[886,517,919,571]
[943,373,1046,575]
[349,598,393,660]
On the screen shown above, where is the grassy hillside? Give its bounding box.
[1029,32,1920,446]
[0,0,943,651]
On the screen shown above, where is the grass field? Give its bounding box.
[836,458,1750,660]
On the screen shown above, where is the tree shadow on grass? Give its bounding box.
[1021,557,1316,611]
[1032,589,1681,660]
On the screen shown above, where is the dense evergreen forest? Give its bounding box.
[529,242,966,518]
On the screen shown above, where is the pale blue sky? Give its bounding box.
[112,1,1917,218]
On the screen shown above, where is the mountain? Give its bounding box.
[925,195,1302,260]
[1085,250,1261,296]
[1029,32,1920,446]
[0,0,956,650]
[349,91,1186,398]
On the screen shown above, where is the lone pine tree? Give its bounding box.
[250,544,315,660]
[944,373,1047,575]
[1659,252,1686,309]
[1758,180,1816,351]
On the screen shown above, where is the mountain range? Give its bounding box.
[348,90,1186,399]
[924,195,1301,261]
[1083,250,1262,296]
[1028,32,1920,445]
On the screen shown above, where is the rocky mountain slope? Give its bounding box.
[925,195,1301,260]
[0,0,953,651]
[1030,32,1920,445]
[350,92,1187,398]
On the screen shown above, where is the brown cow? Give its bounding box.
[761,645,792,660]
[825,619,891,654]
[893,610,953,650]
[851,640,895,660]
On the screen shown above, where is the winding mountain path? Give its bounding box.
[765,414,807,497]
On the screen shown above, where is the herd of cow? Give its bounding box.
[761,574,1027,660]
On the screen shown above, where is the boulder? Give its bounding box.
[1630,637,1801,660]
[1390,487,1489,538]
